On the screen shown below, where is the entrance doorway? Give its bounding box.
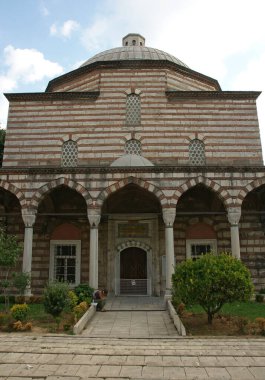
[120,247,147,295]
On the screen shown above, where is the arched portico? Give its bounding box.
[174,183,230,262]
[101,182,163,295]
[30,177,92,211]
[171,176,232,209]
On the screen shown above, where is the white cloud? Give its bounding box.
[40,1,49,16]
[71,60,86,70]
[3,45,63,84]
[50,20,80,38]
[81,18,109,52]
[0,46,64,128]
[50,23,57,36]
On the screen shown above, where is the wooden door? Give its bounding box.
[120,247,147,294]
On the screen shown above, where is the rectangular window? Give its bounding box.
[186,239,217,261]
[50,240,81,286]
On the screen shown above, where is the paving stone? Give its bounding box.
[47,377,80,380]
[55,364,80,376]
[126,355,145,365]
[142,365,164,379]
[97,365,122,377]
[10,363,38,376]
[76,364,100,377]
[249,367,265,379]
[205,367,231,379]
[120,365,142,377]
[108,355,127,365]
[162,356,182,366]
[184,366,209,379]
[226,366,255,379]
[181,356,201,366]
[144,355,163,365]
[32,364,60,376]
[163,366,186,379]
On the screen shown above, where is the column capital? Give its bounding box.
[87,210,101,228]
[22,209,36,227]
[162,208,176,227]
[227,207,241,226]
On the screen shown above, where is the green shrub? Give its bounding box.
[43,281,70,318]
[67,290,78,310]
[12,272,31,296]
[256,294,264,303]
[0,312,11,326]
[74,284,93,303]
[10,303,29,321]
[259,288,265,295]
[172,253,254,324]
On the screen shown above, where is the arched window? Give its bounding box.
[61,140,78,167]
[125,139,142,155]
[189,139,206,165]
[126,94,141,126]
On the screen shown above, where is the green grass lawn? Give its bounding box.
[186,301,265,321]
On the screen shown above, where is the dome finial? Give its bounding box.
[122,33,145,47]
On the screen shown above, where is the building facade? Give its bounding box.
[1,34,265,296]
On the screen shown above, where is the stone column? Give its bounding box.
[22,209,36,297]
[88,211,101,289]
[227,207,241,259]
[162,208,176,297]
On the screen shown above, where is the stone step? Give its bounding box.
[0,335,265,379]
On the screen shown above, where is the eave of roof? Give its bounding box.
[4,91,100,102]
[0,164,264,175]
[166,90,262,100]
[45,59,221,92]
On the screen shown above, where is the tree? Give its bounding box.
[172,253,254,324]
[0,129,6,167]
[0,228,22,310]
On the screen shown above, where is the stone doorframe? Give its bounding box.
[115,240,152,296]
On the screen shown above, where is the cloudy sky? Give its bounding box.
[1,0,265,154]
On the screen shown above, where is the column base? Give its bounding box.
[164,288,172,301]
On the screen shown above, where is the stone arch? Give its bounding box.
[238,176,265,206]
[30,177,92,211]
[171,176,232,209]
[0,179,26,209]
[96,177,167,209]
[116,240,152,254]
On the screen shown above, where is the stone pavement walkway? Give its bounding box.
[1,298,265,379]
[105,296,166,311]
[0,334,265,379]
[82,310,178,338]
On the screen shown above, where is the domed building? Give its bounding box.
[2,33,265,296]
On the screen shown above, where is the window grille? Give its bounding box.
[189,139,206,165]
[186,239,217,261]
[125,139,142,155]
[126,94,141,125]
[50,240,81,286]
[54,244,76,284]
[61,140,78,167]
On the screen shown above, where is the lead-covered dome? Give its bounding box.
[80,33,189,68]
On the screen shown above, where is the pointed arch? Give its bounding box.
[96,177,167,209]
[238,176,265,205]
[171,176,232,209]
[0,179,26,208]
[30,177,92,210]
